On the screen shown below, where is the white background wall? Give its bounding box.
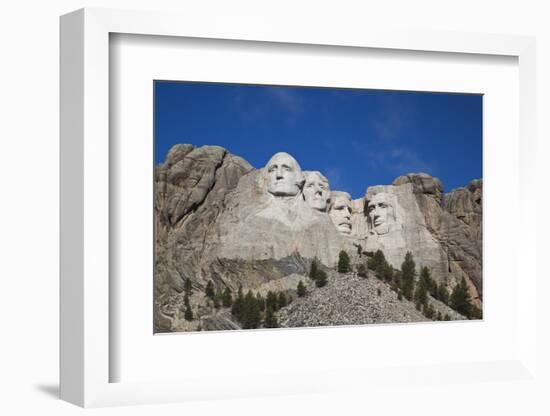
[1,0,548,414]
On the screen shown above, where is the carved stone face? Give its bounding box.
[303,171,330,211]
[329,192,352,235]
[266,152,303,197]
[367,193,396,235]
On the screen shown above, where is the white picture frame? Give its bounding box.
[60,7,537,408]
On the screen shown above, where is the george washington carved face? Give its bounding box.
[265,152,304,197]
[303,171,330,211]
[329,191,352,235]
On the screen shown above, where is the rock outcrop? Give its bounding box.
[215,169,347,266]
[154,144,253,294]
[355,173,483,306]
[444,179,483,238]
[154,145,482,331]
[362,182,450,285]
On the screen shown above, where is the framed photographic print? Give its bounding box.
[60,7,537,408]
[153,80,482,334]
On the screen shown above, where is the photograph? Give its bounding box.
[153,81,483,333]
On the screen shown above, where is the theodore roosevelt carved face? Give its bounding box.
[367,192,397,235]
[303,171,330,211]
[265,152,304,197]
[329,191,353,235]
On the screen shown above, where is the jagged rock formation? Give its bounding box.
[154,145,482,331]
[393,172,444,203]
[154,144,253,295]
[440,179,483,304]
[444,179,482,239]
[354,173,483,307]
[362,182,449,284]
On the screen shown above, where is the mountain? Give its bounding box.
[154,144,482,332]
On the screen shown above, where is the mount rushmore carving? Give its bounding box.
[154,144,482,331]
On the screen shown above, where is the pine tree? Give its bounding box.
[423,303,435,319]
[205,280,215,300]
[369,251,392,281]
[266,291,278,311]
[309,259,319,281]
[419,267,437,298]
[400,252,416,301]
[414,272,429,307]
[222,287,232,307]
[443,314,451,321]
[315,269,328,287]
[397,291,403,301]
[184,304,193,321]
[367,256,377,272]
[297,280,306,297]
[256,292,266,312]
[241,290,261,329]
[382,262,394,283]
[393,270,402,291]
[437,284,450,305]
[277,292,288,309]
[377,288,382,296]
[357,263,367,278]
[184,278,193,293]
[436,311,443,321]
[264,306,279,328]
[184,292,190,307]
[231,285,245,320]
[338,250,351,273]
[368,249,386,272]
[449,277,473,318]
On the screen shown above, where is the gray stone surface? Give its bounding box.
[360,173,482,306]
[303,171,331,212]
[393,172,444,204]
[277,271,465,328]
[265,152,304,197]
[154,146,482,331]
[444,179,483,237]
[329,191,353,235]
[154,144,253,295]
[363,182,450,285]
[215,168,346,267]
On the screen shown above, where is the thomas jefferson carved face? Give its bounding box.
[266,152,304,197]
[329,192,352,235]
[367,193,396,235]
[303,171,330,211]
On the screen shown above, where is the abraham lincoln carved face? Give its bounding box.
[367,192,396,235]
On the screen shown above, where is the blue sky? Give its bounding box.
[155,81,482,199]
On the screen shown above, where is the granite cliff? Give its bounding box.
[154,144,482,331]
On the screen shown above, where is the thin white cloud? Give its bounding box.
[368,94,414,142]
[355,140,436,177]
[370,112,403,141]
[265,87,305,116]
[231,87,305,125]
[389,147,435,174]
